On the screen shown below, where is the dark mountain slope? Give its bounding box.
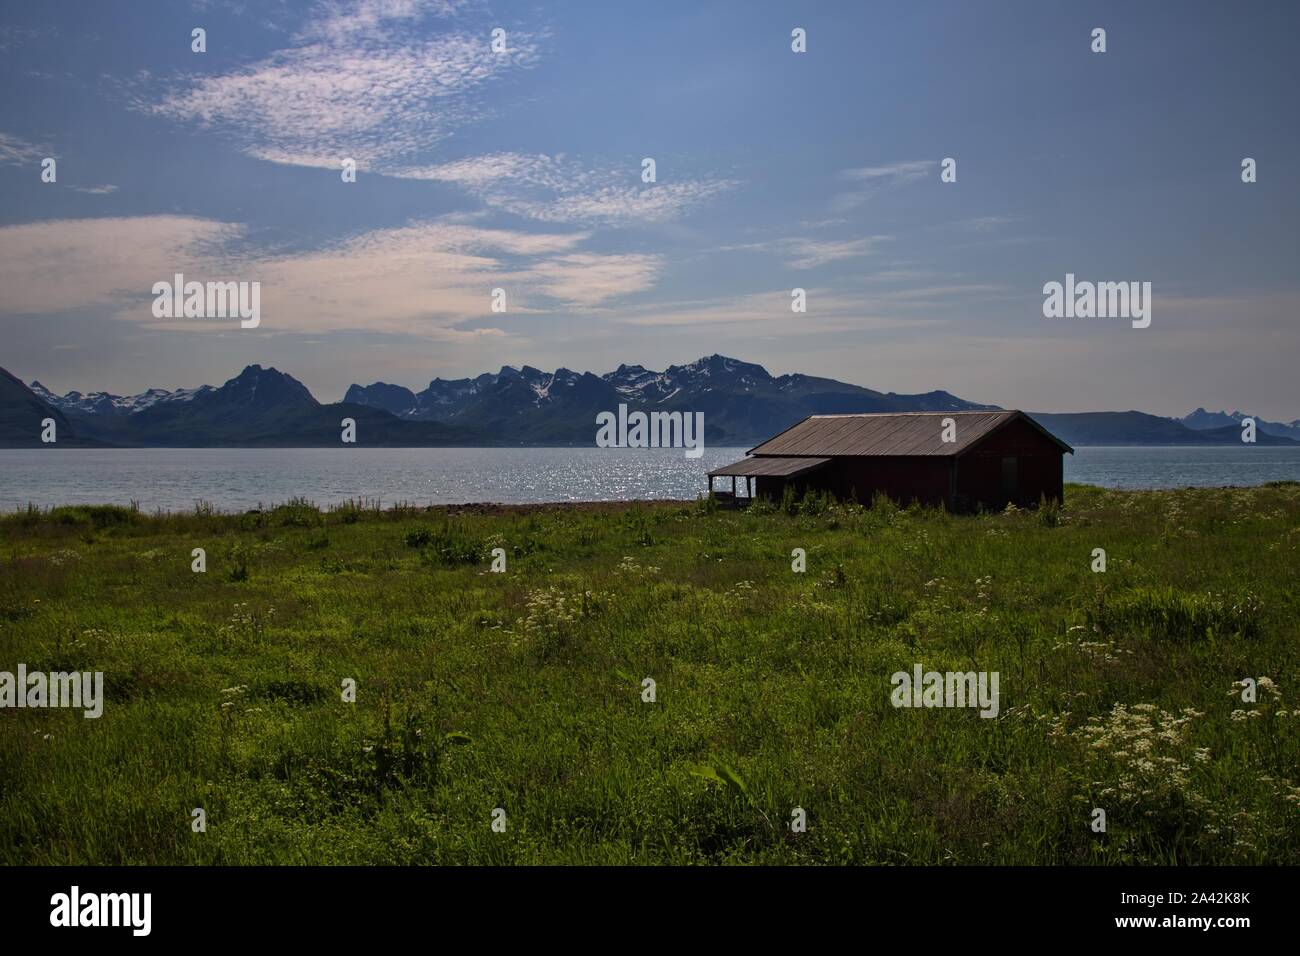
[0,367,92,446]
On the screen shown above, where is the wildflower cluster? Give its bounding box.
[1054,624,1134,666]
[616,555,660,577]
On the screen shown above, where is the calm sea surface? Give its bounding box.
[2,445,1299,513]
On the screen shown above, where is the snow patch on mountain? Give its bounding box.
[28,381,208,415]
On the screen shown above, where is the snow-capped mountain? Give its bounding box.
[29,381,213,417]
[342,353,995,443]
[5,357,1294,447]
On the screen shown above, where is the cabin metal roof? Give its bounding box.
[707,456,832,479]
[745,410,1072,457]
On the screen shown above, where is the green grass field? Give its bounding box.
[2,484,1297,865]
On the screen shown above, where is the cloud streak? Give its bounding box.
[832,159,935,212]
[149,5,539,169]
[393,152,736,225]
[617,289,947,333]
[724,235,890,269]
[0,131,49,166]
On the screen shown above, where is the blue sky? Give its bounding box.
[1,0,1297,417]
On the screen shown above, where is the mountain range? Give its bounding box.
[2,356,1295,448]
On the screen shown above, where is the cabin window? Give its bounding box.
[1000,456,1018,497]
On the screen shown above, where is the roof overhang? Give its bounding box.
[708,456,833,479]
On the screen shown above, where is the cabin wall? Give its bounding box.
[756,457,951,507]
[954,418,1065,509]
[828,457,951,507]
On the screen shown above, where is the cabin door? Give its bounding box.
[1000,456,1019,502]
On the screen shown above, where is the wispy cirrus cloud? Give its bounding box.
[617,289,946,333]
[723,235,890,269]
[0,24,56,53]
[0,131,49,166]
[866,283,1013,307]
[295,0,471,44]
[394,151,549,187]
[841,160,934,183]
[939,214,1016,233]
[507,181,735,226]
[148,2,539,169]
[832,159,935,212]
[141,7,732,226]
[393,152,736,225]
[526,253,662,307]
[798,217,849,230]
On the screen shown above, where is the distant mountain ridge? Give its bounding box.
[343,354,991,444]
[10,365,477,448]
[2,356,1295,448]
[1027,411,1295,446]
[1180,407,1300,442]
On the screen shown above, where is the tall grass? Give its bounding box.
[0,484,1296,864]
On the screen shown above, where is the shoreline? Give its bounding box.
[6,481,1299,520]
[4,498,703,519]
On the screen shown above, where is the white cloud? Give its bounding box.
[840,160,934,183]
[798,217,849,230]
[527,253,662,307]
[503,181,734,226]
[245,221,660,324]
[143,12,731,226]
[0,215,659,334]
[832,159,934,211]
[395,152,550,187]
[149,7,539,169]
[0,216,244,314]
[0,131,49,166]
[617,289,944,333]
[296,0,469,44]
[725,236,889,269]
[940,215,1015,233]
[393,151,735,225]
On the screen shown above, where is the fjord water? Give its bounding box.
[2,445,1300,513]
